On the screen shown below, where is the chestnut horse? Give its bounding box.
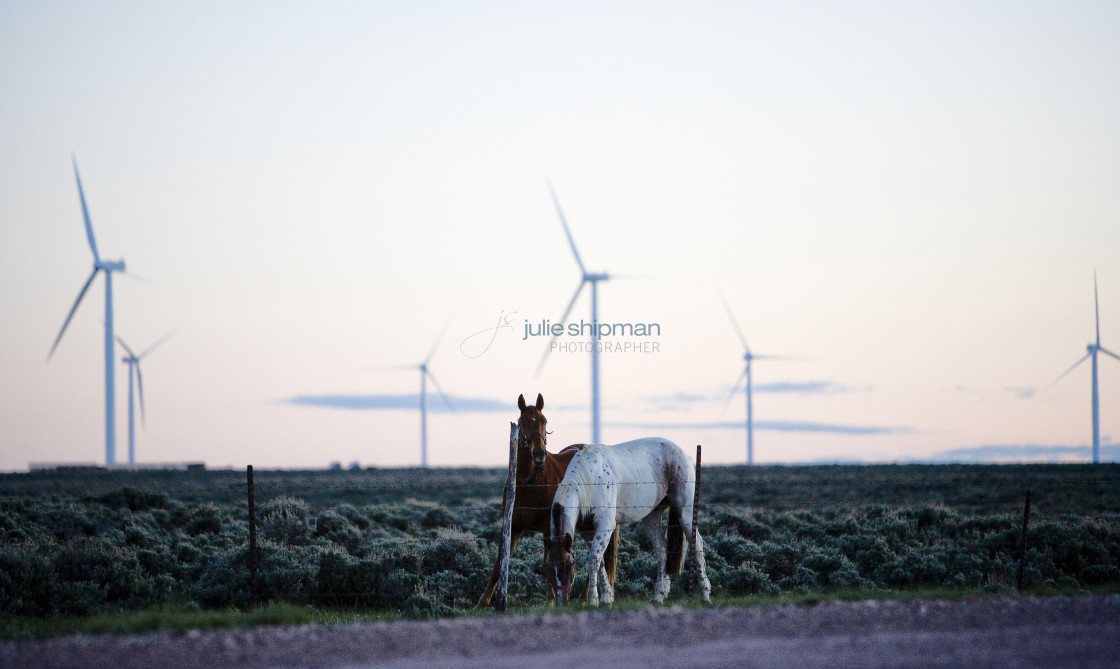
[476,393,619,608]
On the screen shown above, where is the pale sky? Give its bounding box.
[2,1,1118,471]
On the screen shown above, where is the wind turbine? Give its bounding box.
[721,296,785,466]
[48,158,127,466]
[386,328,454,468]
[538,182,610,445]
[117,332,175,467]
[1051,273,1120,464]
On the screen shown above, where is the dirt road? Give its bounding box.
[4,596,1118,668]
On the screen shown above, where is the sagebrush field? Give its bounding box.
[1,464,1118,622]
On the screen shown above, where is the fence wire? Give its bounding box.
[5,465,1119,613]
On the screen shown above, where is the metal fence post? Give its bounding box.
[1017,489,1032,591]
[689,444,702,598]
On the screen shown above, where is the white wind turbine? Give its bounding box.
[538,182,610,445]
[116,332,175,467]
[386,328,455,468]
[48,158,127,466]
[1051,273,1120,464]
[721,297,786,466]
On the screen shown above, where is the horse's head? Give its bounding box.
[516,393,550,468]
[546,505,577,605]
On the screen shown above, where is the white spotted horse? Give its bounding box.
[547,437,711,606]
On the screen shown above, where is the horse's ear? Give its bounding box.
[518,394,526,411]
[535,393,544,411]
[564,533,573,551]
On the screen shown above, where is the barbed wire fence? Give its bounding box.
[225,451,1120,610]
[12,459,1117,612]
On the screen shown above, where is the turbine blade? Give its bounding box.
[138,329,177,359]
[536,280,586,374]
[719,294,750,354]
[1048,352,1091,388]
[136,363,146,428]
[723,369,747,413]
[425,369,455,414]
[546,180,586,276]
[1100,347,1120,363]
[424,320,451,367]
[72,157,100,263]
[115,335,137,358]
[48,269,99,361]
[1094,271,1101,347]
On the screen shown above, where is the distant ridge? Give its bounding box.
[29,462,206,472]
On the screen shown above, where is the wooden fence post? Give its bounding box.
[1017,489,1032,591]
[247,464,258,608]
[495,422,519,612]
[688,444,702,598]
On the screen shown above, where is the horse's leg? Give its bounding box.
[643,512,671,603]
[677,506,712,603]
[586,525,616,607]
[476,528,522,608]
[597,528,617,606]
[577,526,617,603]
[541,534,570,606]
[577,530,594,603]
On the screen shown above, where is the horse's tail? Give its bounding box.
[604,525,620,586]
[666,505,685,577]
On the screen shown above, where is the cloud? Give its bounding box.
[643,392,709,404]
[640,392,712,412]
[928,443,1119,464]
[642,383,863,412]
[606,420,910,436]
[752,381,864,395]
[287,393,509,413]
[955,385,1037,400]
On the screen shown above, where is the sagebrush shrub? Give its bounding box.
[0,545,55,615]
[259,496,312,545]
[3,467,1119,617]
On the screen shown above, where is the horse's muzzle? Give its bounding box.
[553,585,572,605]
[531,447,547,467]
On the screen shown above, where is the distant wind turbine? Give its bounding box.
[385,328,455,468]
[721,296,787,466]
[48,158,127,466]
[538,182,611,445]
[1050,273,1120,464]
[117,332,176,467]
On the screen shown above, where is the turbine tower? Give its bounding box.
[721,297,784,466]
[48,158,126,466]
[117,332,175,467]
[1051,273,1119,463]
[538,182,610,445]
[385,328,454,468]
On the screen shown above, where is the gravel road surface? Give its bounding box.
[4,596,1118,668]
